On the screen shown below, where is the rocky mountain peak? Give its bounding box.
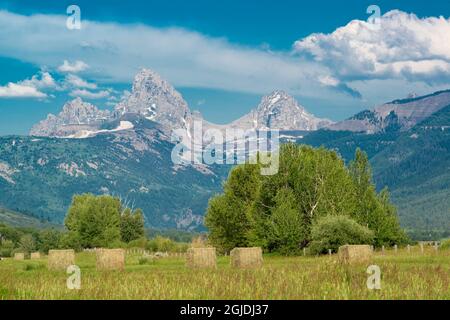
[59,98,110,124]
[231,90,333,131]
[115,69,191,131]
[257,90,304,115]
[30,98,110,137]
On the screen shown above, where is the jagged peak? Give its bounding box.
[62,97,94,110]
[256,90,304,113]
[132,68,180,97]
[266,90,290,99]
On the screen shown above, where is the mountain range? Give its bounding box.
[30,69,332,139]
[1,68,450,233]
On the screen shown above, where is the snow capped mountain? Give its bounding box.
[29,69,332,139]
[114,69,192,132]
[30,98,111,137]
[231,90,333,131]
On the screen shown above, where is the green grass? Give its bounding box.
[0,248,449,300]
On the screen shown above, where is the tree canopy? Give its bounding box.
[65,194,145,248]
[205,144,408,254]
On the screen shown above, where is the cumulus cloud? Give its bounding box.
[57,60,89,73]
[64,74,97,89]
[0,82,47,98]
[294,10,450,84]
[0,9,448,106]
[0,71,58,98]
[69,89,110,99]
[21,71,57,89]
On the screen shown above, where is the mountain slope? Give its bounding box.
[0,207,57,228]
[1,118,227,230]
[328,90,450,133]
[299,103,450,231]
[371,104,450,231]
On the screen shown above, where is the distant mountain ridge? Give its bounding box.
[328,89,450,133]
[29,69,332,138]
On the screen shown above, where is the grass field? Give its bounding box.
[0,247,449,300]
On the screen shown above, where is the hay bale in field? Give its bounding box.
[14,252,25,260]
[30,252,41,259]
[48,249,75,271]
[186,247,216,268]
[338,245,372,263]
[96,249,125,271]
[230,247,263,268]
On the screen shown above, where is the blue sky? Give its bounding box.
[0,0,450,135]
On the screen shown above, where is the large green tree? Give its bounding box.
[205,164,261,252]
[120,208,145,243]
[65,194,145,248]
[205,144,407,255]
[65,194,122,248]
[349,149,407,246]
[251,144,357,253]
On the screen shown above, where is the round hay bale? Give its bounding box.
[14,252,25,261]
[230,247,263,268]
[338,245,372,264]
[96,248,125,271]
[186,247,216,268]
[30,252,41,260]
[48,249,75,271]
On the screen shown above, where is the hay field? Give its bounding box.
[0,247,449,300]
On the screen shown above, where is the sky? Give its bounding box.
[0,0,449,135]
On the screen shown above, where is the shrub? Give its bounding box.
[127,237,148,249]
[107,240,126,249]
[441,239,450,250]
[58,231,82,252]
[308,215,374,255]
[146,236,175,252]
[0,240,15,257]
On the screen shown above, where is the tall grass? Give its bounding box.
[0,247,448,300]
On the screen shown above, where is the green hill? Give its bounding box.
[0,207,56,228]
[371,105,450,233]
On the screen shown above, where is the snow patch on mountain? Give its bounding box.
[231,90,333,131]
[0,162,18,184]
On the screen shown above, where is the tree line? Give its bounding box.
[205,144,409,255]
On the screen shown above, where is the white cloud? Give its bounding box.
[21,71,57,89]
[318,75,340,87]
[69,89,110,99]
[294,10,450,84]
[0,10,328,99]
[0,71,57,99]
[0,9,448,108]
[57,60,89,73]
[0,82,47,98]
[65,74,97,89]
